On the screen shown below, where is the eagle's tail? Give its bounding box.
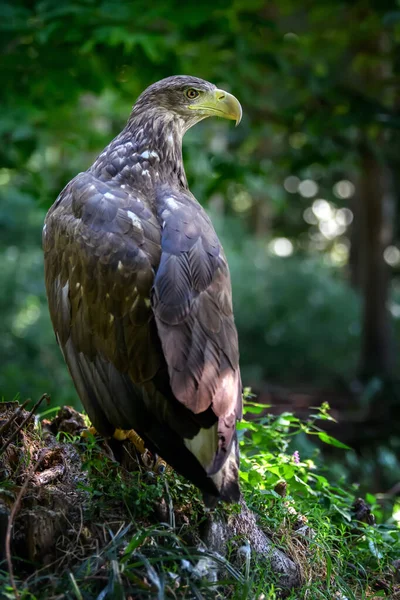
[203,437,241,508]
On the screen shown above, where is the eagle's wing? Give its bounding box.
[153,189,242,475]
[44,173,241,497]
[44,172,228,497]
[44,171,163,433]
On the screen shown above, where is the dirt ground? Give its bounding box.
[0,400,300,598]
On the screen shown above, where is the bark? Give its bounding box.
[357,145,395,379]
[348,174,364,291]
[202,499,300,588]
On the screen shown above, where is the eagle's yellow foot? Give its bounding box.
[81,425,98,438]
[113,428,167,474]
[113,428,146,454]
[81,426,167,474]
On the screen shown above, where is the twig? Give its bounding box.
[23,553,65,587]
[0,394,49,457]
[5,451,46,599]
[75,505,84,548]
[0,400,30,438]
[163,479,175,530]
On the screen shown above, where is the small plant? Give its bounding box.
[239,400,400,598]
[75,430,165,521]
[2,398,400,599]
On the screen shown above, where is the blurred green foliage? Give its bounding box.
[217,216,361,384]
[1,0,399,406]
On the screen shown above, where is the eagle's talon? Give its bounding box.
[141,448,154,469]
[113,430,167,475]
[81,425,98,438]
[154,457,167,475]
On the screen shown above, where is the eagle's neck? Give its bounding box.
[124,110,188,189]
[92,109,190,191]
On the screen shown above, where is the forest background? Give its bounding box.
[1,0,400,494]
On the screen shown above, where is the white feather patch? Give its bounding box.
[166,197,181,211]
[61,281,69,303]
[140,150,159,160]
[127,211,143,230]
[184,424,218,470]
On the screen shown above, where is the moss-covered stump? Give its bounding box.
[0,402,301,599]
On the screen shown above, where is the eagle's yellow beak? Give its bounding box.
[189,89,242,126]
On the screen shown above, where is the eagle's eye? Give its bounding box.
[185,88,200,100]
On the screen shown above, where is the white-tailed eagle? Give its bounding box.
[43,76,243,506]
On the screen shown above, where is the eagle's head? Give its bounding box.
[131,75,242,130]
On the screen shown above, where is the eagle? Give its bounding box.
[43,76,243,506]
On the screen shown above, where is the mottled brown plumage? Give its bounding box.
[43,76,243,505]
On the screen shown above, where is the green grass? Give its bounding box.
[1,397,399,599]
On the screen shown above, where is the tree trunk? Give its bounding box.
[358,145,395,379]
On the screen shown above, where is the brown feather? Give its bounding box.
[43,75,243,503]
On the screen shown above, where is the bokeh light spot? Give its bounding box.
[289,132,307,149]
[284,175,300,193]
[0,169,11,186]
[303,207,318,224]
[232,191,253,213]
[298,179,318,198]
[269,238,294,257]
[333,180,355,199]
[384,246,400,266]
[312,199,332,220]
[336,208,353,226]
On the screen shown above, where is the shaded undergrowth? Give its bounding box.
[0,397,399,599]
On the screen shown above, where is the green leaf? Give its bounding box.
[293,474,316,496]
[365,493,376,505]
[317,432,351,450]
[325,551,332,589]
[266,466,283,477]
[281,465,295,480]
[122,531,148,558]
[243,404,265,415]
[332,504,352,521]
[249,470,264,485]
